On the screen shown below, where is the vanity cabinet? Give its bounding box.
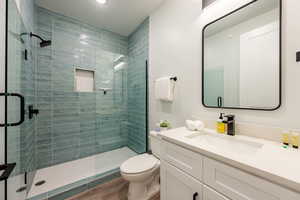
[162,141,203,181]
[203,186,229,200]
[161,161,203,200]
[203,157,300,200]
[160,140,300,200]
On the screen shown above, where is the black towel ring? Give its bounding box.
[170,77,178,81]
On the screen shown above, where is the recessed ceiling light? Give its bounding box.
[96,0,107,5]
[80,34,88,39]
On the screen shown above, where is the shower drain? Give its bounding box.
[35,180,46,186]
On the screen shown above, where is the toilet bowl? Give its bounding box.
[120,131,162,200]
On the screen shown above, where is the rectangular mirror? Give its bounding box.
[202,0,281,110]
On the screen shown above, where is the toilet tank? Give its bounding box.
[149,131,162,158]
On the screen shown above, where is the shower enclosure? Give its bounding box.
[0,0,149,199]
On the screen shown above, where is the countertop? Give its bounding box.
[158,127,300,193]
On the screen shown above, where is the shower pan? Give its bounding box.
[0,0,149,199]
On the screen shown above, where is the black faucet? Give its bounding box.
[225,115,235,136]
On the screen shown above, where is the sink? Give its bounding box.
[185,131,263,156]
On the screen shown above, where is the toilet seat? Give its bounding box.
[120,154,159,174]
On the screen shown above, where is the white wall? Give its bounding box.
[149,0,203,129]
[149,0,300,132]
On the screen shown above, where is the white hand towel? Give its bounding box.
[155,77,175,102]
[185,120,205,131]
[186,120,197,131]
[193,120,205,131]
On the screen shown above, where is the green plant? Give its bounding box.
[160,120,170,128]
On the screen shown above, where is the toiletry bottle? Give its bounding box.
[291,132,299,149]
[225,115,235,136]
[282,130,290,146]
[217,113,225,134]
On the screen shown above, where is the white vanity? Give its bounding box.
[158,127,300,200]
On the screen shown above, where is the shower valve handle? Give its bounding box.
[28,105,39,119]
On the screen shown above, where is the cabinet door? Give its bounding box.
[161,141,203,181]
[203,185,230,200]
[203,157,300,200]
[161,160,203,200]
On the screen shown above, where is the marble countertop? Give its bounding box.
[157,127,300,193]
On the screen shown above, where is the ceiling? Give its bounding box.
[35,0,164,36]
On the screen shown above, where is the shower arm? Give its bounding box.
[30,32,45,42]
[30,32,52,47]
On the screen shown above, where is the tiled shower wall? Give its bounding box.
[35,7,130,169]
[127,19,149,153]
[6,2,149,176]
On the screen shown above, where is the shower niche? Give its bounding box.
[75,68,95,92]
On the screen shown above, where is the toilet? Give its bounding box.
[120,131,162,200]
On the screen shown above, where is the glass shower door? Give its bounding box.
[1,0,36,199]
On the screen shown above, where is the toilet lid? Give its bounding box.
[120,154,159,174]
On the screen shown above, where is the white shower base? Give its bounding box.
[27,147,137,199]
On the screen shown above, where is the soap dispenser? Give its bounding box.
[216,113,225,134]
[225,115,235,136]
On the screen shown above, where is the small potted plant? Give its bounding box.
[159,120,171,131]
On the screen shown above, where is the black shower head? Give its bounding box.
[30,32,52,48]
[40,40,52,48]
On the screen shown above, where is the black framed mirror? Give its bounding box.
[202,0,282,111]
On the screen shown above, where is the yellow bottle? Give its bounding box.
[282,130,290,145]
[291,132,299,149]
[216,113,225,134]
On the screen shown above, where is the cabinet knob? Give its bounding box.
[193,192,198,200]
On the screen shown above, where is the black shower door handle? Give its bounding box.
[0,93,25,127]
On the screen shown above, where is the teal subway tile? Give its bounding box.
[12,6,148,173]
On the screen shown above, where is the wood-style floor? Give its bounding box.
[67,178,160,200]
